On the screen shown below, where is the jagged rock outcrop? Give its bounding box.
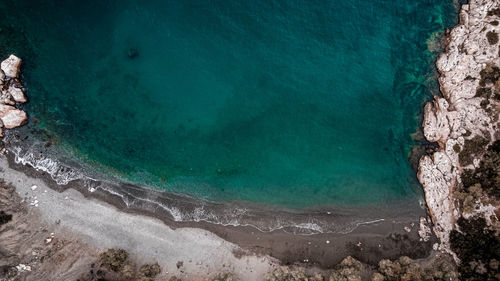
[418,0,500,253]
[0,54,27,133]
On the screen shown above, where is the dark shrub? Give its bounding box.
[487,8,500,17]
[0,211,12,226]
[450,217,500,281]
[486,31,499,45]
[99,249,129,272]
[458,136,489,166]
[461,140,500,199]
[479,65,500,87]
[138,263,161,281]
[475,87,492,98]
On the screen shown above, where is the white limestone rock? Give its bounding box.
[0,90,14,105]
[1,55,22,78]
[422,98,451,144]
[418,217,432,242]
[6,86,27,103]
[418,152,455,251]
[0,104,27,129]
[418,0,500,255]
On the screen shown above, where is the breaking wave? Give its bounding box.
[3,126,423,235]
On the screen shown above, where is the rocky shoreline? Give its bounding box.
[0,54,27,134]
[418,0,500,256]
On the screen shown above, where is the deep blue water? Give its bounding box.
[0,0,457,208]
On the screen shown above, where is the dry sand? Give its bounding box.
[0,154,277,280]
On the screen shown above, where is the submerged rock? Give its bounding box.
[127,48,139,59]
[0,54,22,78]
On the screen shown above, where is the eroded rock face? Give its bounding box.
[418,0,500,254]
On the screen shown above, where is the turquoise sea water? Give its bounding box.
[0,0,457,208]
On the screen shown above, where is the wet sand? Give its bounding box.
[1,145,437,273]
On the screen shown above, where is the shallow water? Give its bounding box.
[0,0,457,208]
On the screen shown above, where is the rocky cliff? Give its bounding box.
[418,0,500,254]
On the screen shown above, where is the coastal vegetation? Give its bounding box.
[460,140,500,199]
[486,31,499,45]
[264,255,458,281]
[451,141,500,279]
[80,248,162,281]
[457,136,489,166]
[0,210,11,226]
[450,217,500,281]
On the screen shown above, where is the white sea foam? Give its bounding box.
[12,146,85,185]
[3,130,418,235]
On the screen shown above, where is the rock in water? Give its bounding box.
[6,87,27,103]
[127,48,139,59]
[0,104,27,129]
[1,55,22,78]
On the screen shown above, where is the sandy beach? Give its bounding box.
[0,153,279,280]
[0,143,435,280]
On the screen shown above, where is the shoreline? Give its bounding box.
[0,155,277,280]
[2,122,429,237]
[1,140,435,269]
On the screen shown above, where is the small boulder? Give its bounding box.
[7,86,27,103]
[0,104,28,128]
[1,55,22,78]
